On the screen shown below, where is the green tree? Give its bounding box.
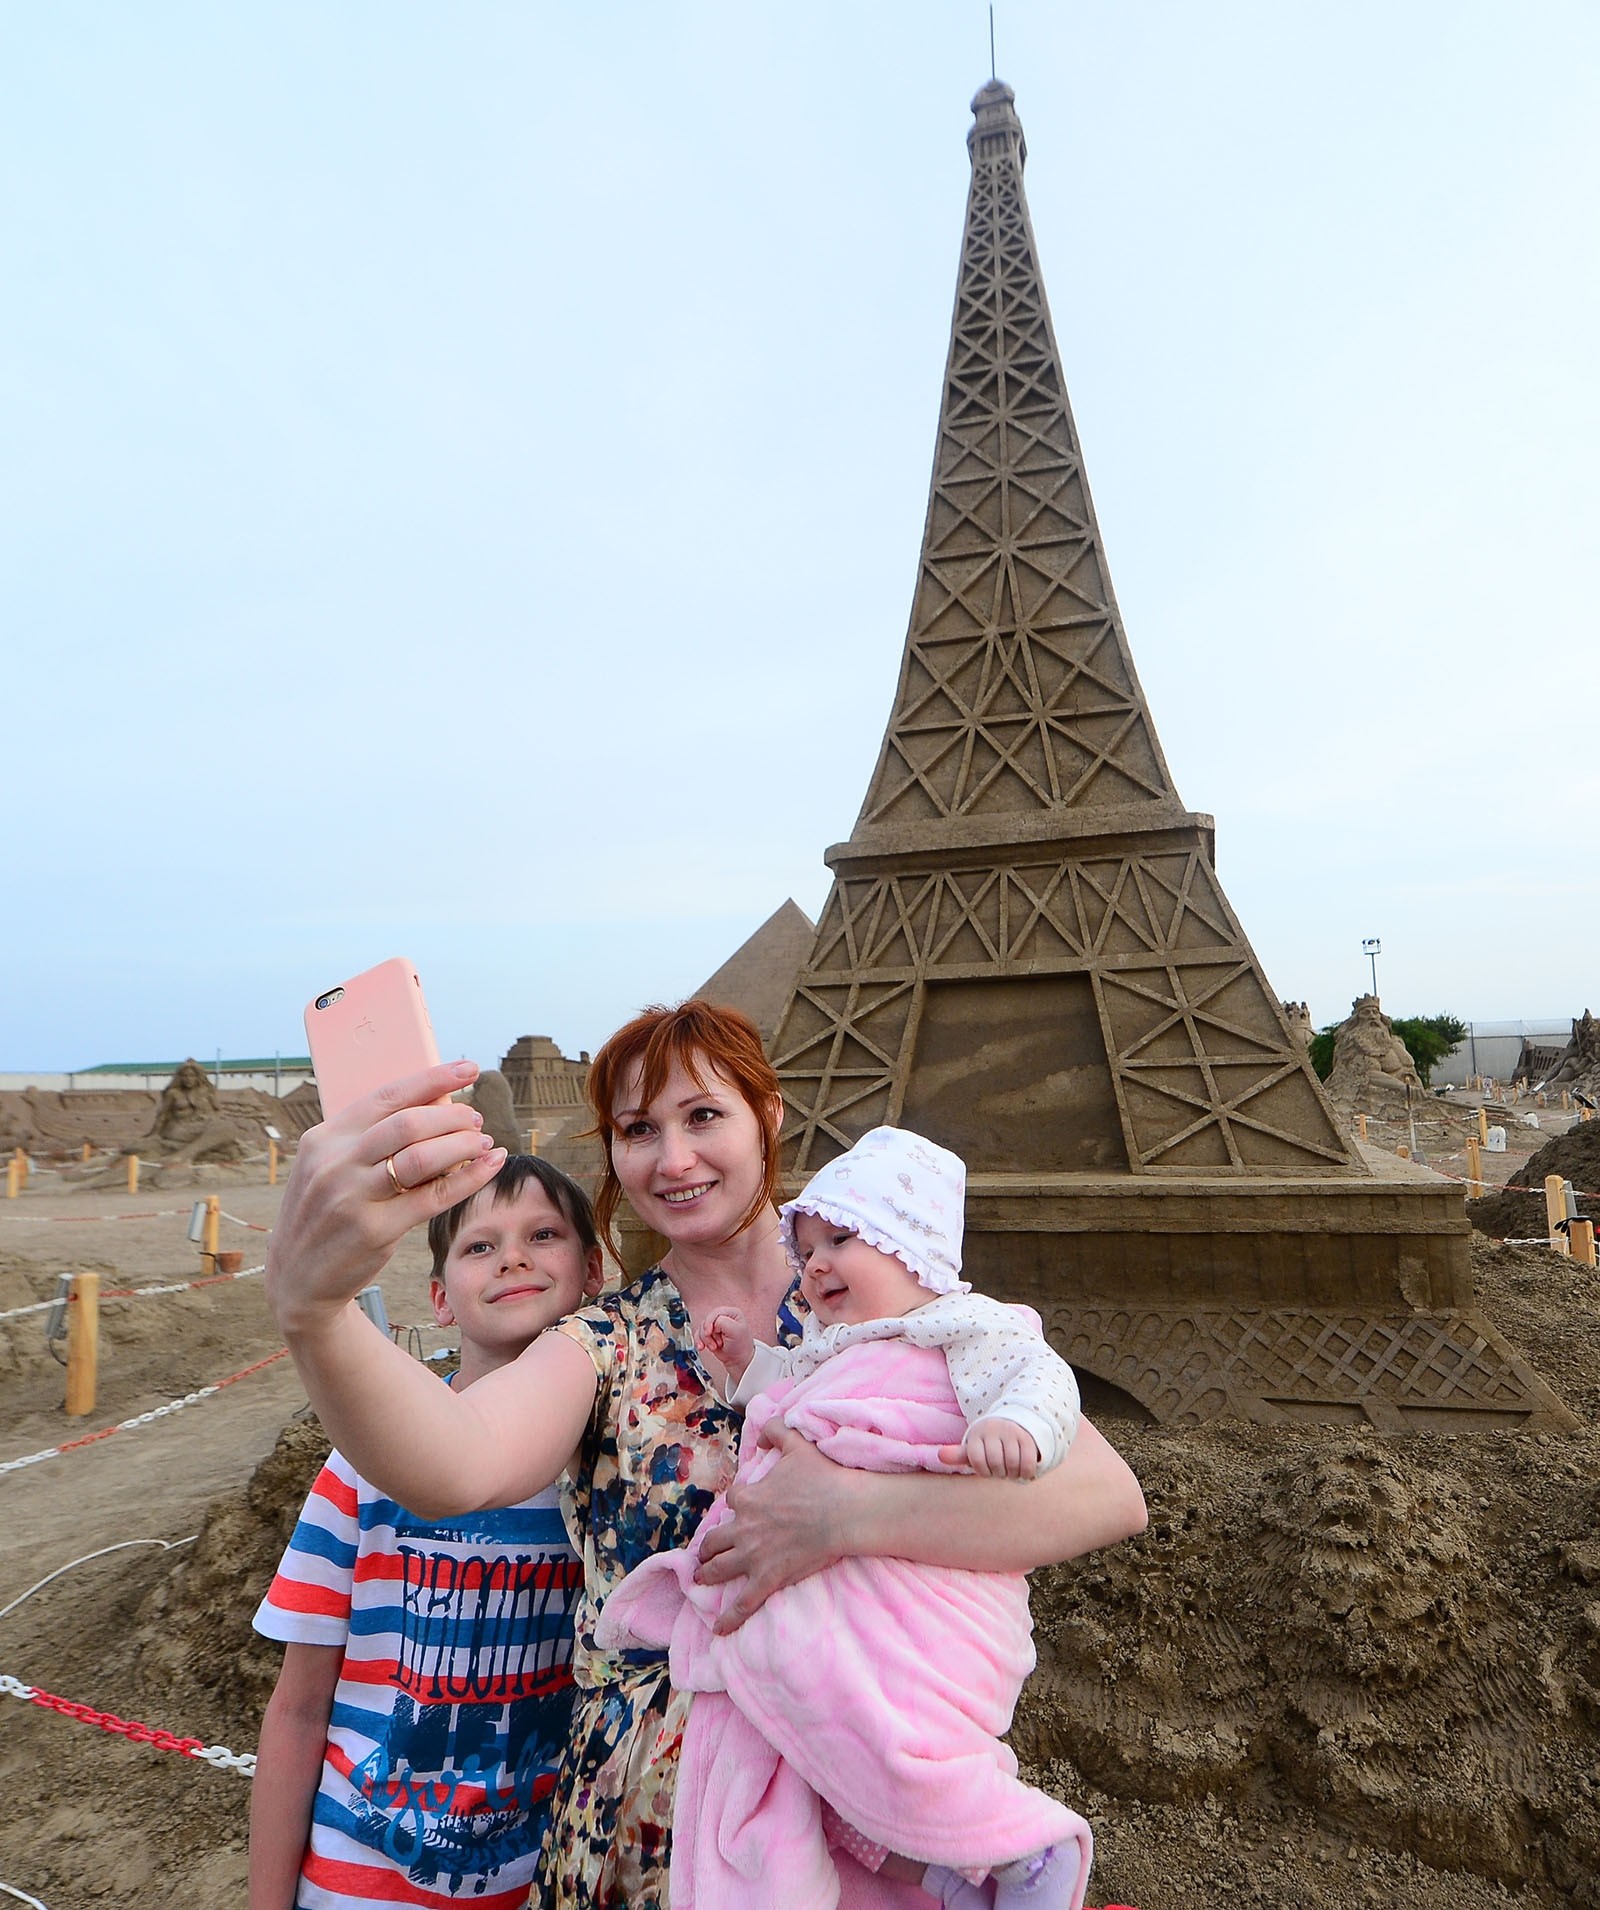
[1390,1014,1468,1087]
[1308,1025,1337,1080]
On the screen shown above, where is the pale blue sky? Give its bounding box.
[5,3,1596,1068]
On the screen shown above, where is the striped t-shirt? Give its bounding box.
[253,1448,580,1909]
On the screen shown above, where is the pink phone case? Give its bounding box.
[304,958,441,1121]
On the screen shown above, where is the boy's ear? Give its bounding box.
[582,1245,604,1299]
[429,1277,456,1329]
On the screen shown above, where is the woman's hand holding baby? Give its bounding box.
[696,1306,755,1382]
[266,1061,505,1338]
[939,1415,1039,1480]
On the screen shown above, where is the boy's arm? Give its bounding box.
[249,1642,341,1910]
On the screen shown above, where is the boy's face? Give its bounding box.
[793,1209,926,1328]
[431,1178,602,1365]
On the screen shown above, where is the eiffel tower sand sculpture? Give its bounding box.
[771,80,1570,1431]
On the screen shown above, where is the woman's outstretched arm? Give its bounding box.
[696,1415,1146,1633]
[264,1061,595,1516]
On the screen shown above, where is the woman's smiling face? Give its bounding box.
[609,1054,773,1249]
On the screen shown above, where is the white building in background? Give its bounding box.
[0,1056,316,1095]
[1431,1020,1573,1088]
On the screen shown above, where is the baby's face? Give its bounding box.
[792,1210,927,1328]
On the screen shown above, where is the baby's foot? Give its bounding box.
[921,1864,995,1909]
[992,1841,1082,1907]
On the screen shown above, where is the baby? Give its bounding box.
[598,1125,1093,1910]
[702,1124,1079,1486]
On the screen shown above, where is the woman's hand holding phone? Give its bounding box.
[264,1061,507,1340]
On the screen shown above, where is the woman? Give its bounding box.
[265,1001,1146,1908]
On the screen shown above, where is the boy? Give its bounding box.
[249,1154,603,1910]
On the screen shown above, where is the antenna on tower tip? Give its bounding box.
[989,5,996,80]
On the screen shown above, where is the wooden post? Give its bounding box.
[1570,1220,1598,1268]
[1477,1108,1490,1148]
[268,1137,279,1187]
[4,1160,16,1200]
[82,1141,92,1161]
[65,1271,100,1417]
[13,1146,27,1189]
[1562,1090,1572,1110]
[127,1154,139,1194]
[202,1194,221,1274]
[1546,1174,1569,1251]
[528,1129,540,1157]
[1357,1114,1368,1141]
[1466,1137,1484,1200]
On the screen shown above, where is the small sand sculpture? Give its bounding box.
[1543,1009,1600,1100]
[467,1068,523,1154]
[1322,995,1424,1115]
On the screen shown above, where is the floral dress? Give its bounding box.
[537,1266,807,1909]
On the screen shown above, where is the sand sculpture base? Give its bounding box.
[957,1169,1574,1431]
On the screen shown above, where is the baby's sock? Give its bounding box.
[920,1865,994,1909]
[991,1841,1082,1907]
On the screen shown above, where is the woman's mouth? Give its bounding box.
[660,1182,715,1206]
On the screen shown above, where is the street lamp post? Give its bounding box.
[1362,938,1381,1000]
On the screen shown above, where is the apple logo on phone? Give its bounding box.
[353,1017,378,1043]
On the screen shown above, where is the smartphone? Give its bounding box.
[305,958,441,1121]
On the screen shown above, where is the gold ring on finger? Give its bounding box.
[384,1154,405,1197]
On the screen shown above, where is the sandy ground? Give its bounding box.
[0,1117,1595,1909]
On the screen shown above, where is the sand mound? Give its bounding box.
[8,1220,1600,1908]
[1467,1119,1600,1238]
[129,1414,332,1742]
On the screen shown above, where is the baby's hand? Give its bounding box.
[698,1306,755,1380]
[945,1416,1039,1480]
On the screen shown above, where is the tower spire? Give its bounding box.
[851,75,1179,853]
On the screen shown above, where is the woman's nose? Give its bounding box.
[658,1124,698,1176]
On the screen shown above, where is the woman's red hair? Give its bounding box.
[585,999,784,1262]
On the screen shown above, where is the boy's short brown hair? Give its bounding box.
[427,1154,599,1282]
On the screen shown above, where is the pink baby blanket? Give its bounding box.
[596,1334,1091,1909]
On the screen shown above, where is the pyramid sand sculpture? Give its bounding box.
[771,80,1570,1431]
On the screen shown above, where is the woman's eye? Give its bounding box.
[620,1120,652,1141]
[689,1106,721,1125]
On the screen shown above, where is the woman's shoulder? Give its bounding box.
[555,1265,678,1340]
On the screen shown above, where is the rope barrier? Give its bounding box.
[101,1263,264,1300]
[0,1348,289,1476]
[0,1537,196,1624]
[1377,1154,1600,1205]
[0,1263,266,1322]
[0,1298,58,1323]
[220,1211,271,1233]
[0,1210,184,1224]
[0,1673,254,1777]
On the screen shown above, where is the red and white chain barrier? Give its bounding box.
[0,1672,254,1777]
[0,1348,289,1476]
